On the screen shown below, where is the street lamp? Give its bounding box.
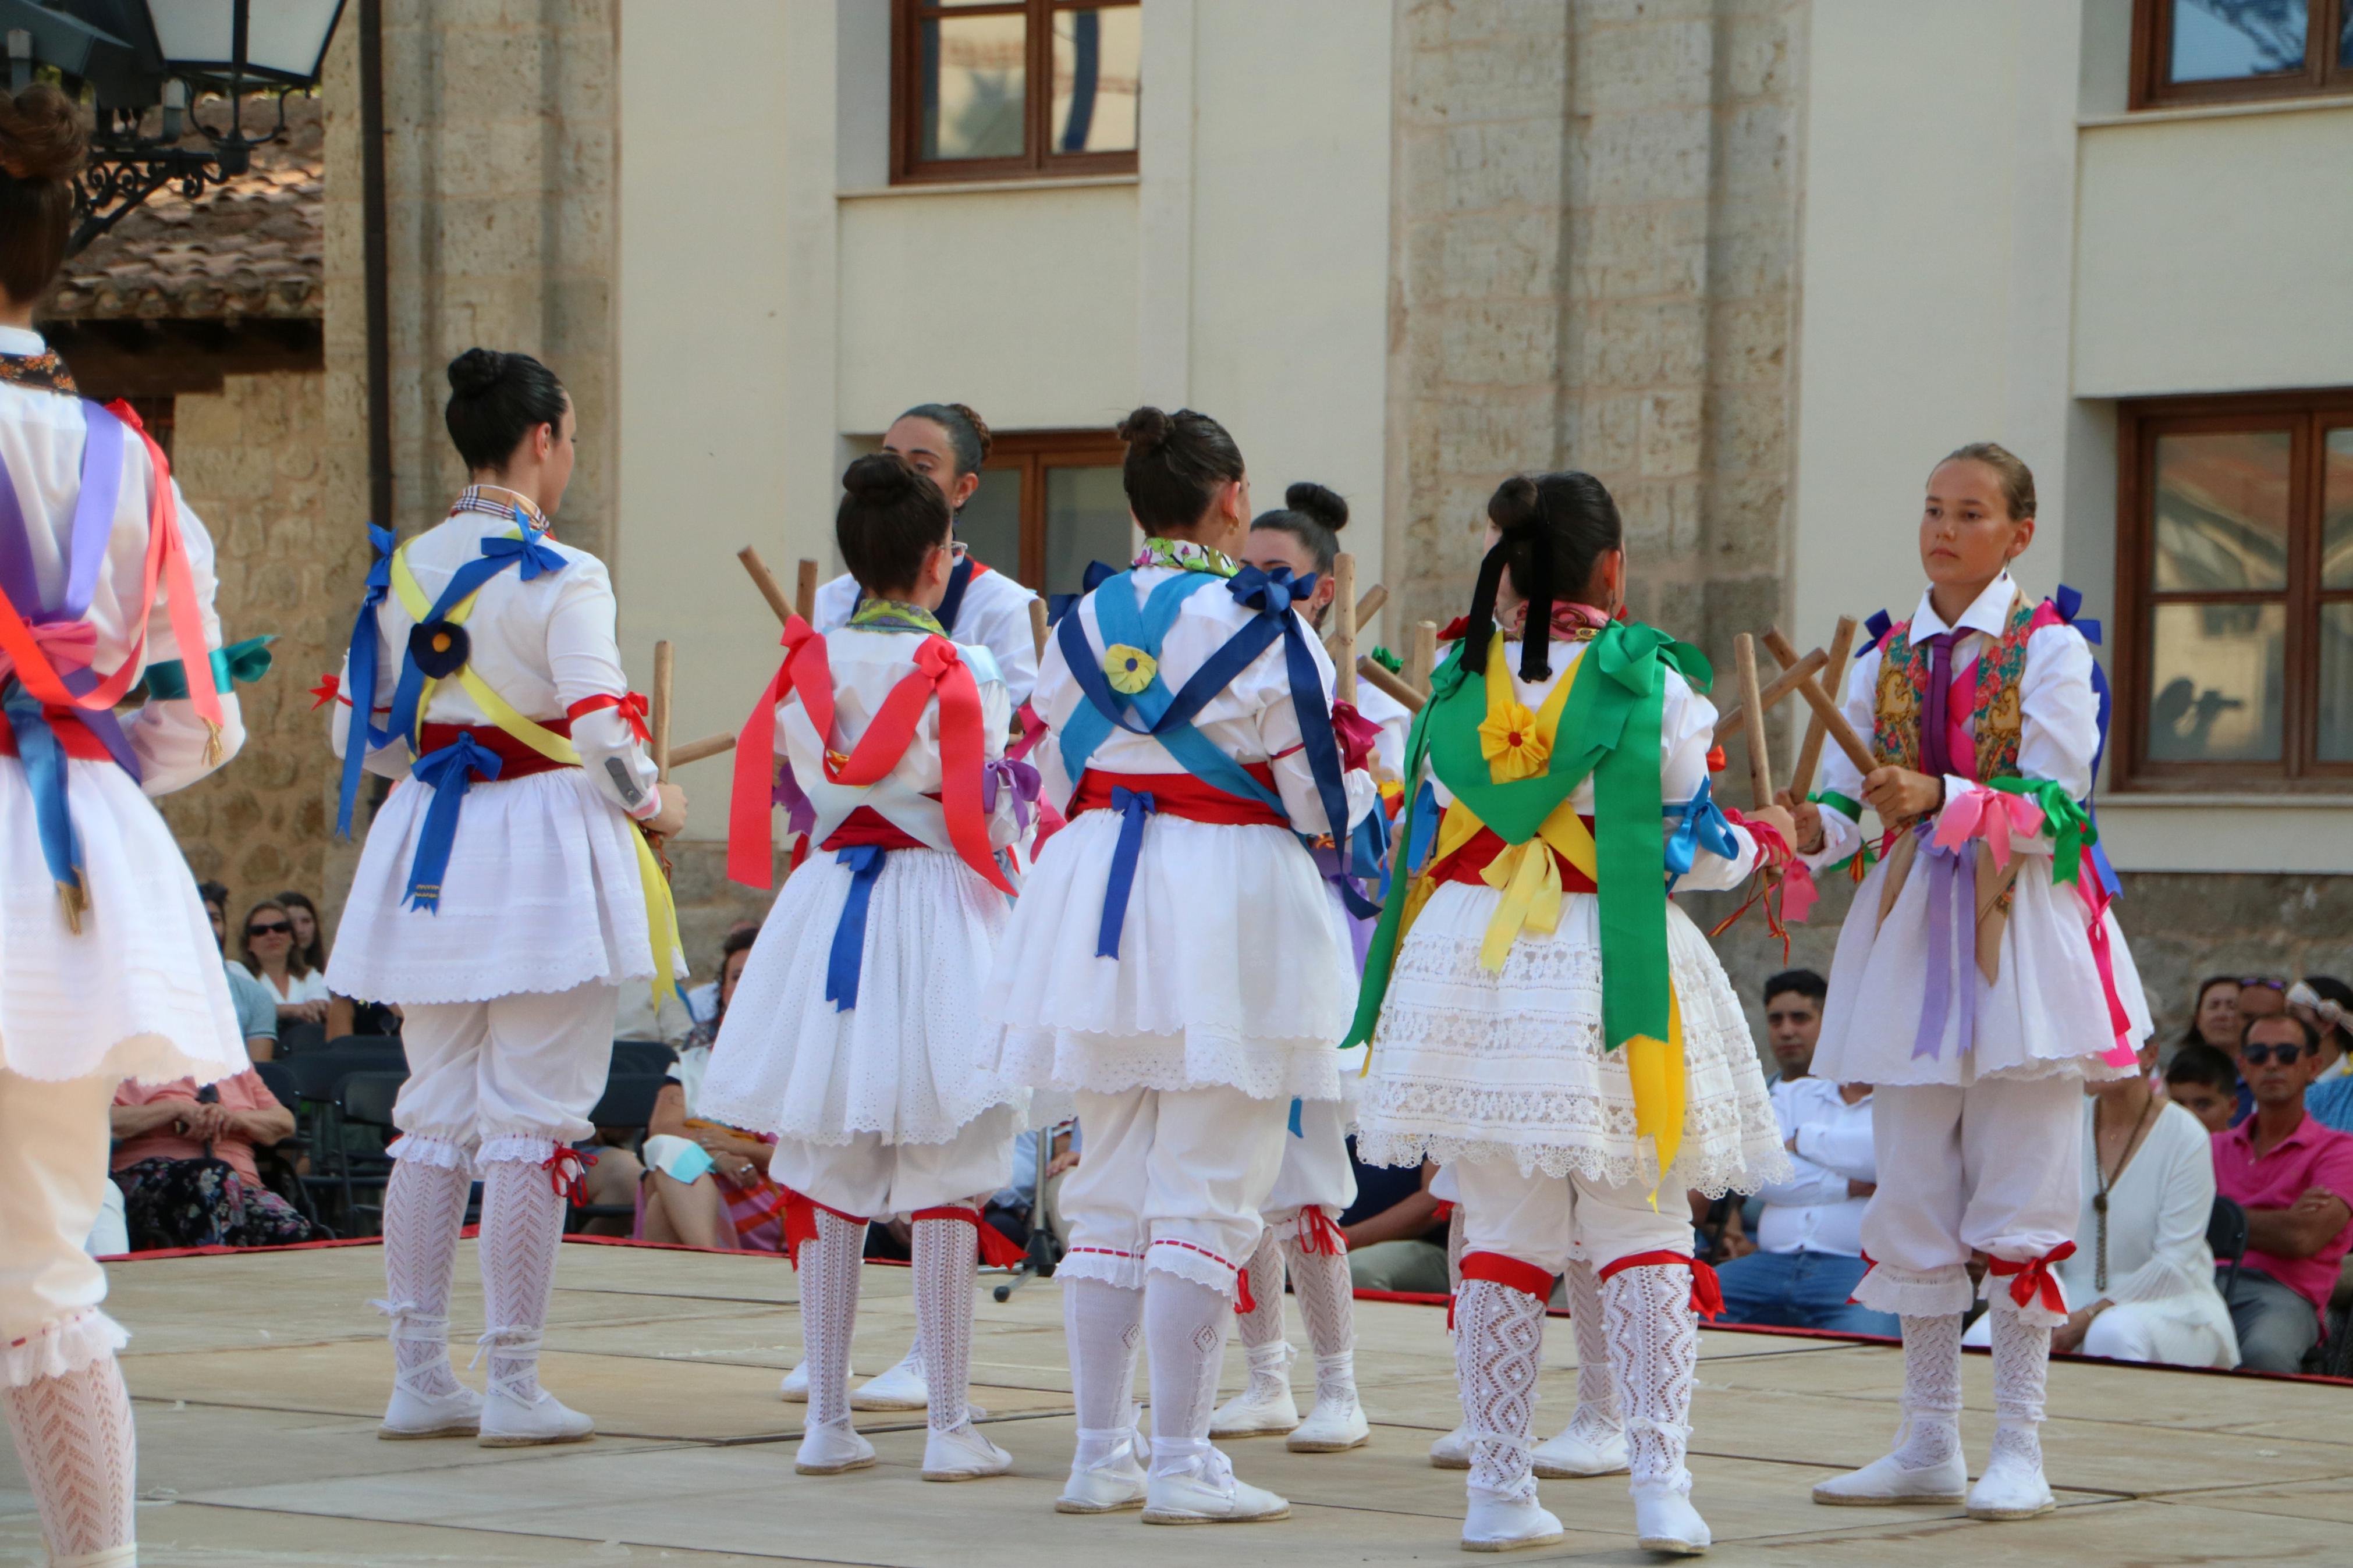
[0,0,347,253]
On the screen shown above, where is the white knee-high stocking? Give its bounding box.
[1065,1276,1145,1470]
[910,1211,976,1434]
[1891,1313,1964,1469]
[1600,1263,1699,1497]
[1987,1298,2050,1473]
[475,1157,567,1403]
[1143,1272,1232,1478]
[1454,1277,1546,1505]
[1281,1229,1357,1414]
[1561,1257,1621,1445]
[2,1354,136,1565]
[378,1157,472,1399]
[799,1208,867,1433]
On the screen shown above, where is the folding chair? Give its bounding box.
[336,1070,408,1235]
[568,1073,668,1234]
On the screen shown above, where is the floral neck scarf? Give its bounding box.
[0,350,76,396]
[1133,537,1241,578]
[845,596,946,637]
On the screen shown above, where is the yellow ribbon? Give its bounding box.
[1464,648,1596,968]
[389,541,684,1005]
[1622,991,1687,1192]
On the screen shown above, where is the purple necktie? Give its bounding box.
[1919,632,1954,778]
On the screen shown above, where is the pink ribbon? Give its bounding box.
[1777,857,1820,924]
[1329,698,1382,774]
[1929,783,2043,869]
[0,618,96,684]
[2074,853,2141,1068]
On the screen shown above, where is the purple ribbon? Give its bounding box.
[771,756,817,838]
[1308,842,1378,973]
[1910,822,1976,1061]
[982,756,1041,834]
[1919,631,1954,779]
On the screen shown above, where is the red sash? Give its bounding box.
[1069,763,1289,827]
[1428,817,1600,894]
[0,705,112,762]
[416,718,576,781]
[820,806,928,851]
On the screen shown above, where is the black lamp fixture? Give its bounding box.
[0,0,346,253]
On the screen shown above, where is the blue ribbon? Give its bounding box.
[824,845,889,1010]
[385,534,572,748]
[403,732,503,912]
[484,511,568,579]
[335,523,397,838]
[1045,559,1119,627]
[3,685,82,903]
[1859,609,1894,656]
[1663,776,1743,891]
[2049,584,2123,899]
[1406,780,1440,875]
[1288,1098,1304,1137]
[1095,787,1156,958]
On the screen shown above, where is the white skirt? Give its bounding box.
[328,767,658,1005]
[1811,848,2151,1088]
[982,811,1358,1104]
[0,757,247,1085]
[698,846,1025,1147]
[1355,884,1788,1198]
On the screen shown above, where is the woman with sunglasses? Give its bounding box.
[240,900,330,1029]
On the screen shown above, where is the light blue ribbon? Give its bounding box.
[1663,776,1742,891]
[3,685,81,904]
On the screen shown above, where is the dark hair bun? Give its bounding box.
[843,451,921,503]
[448,348,507,399]
[0,87,87,182]
[1284,482,1348,532]
[945,401,993,463]
[1119,405,1170,451]
[1487,475,1541,533]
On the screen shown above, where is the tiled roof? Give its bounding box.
[49,95,322,322]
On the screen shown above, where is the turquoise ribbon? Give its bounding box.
[144,635,274,700]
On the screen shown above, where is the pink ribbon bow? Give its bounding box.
[1930,784,2044,870]
[0,618,96,684]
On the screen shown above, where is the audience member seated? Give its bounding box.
[1715,1075,1897,1336]
[2210,1014,2353,1373]
[198,880,280,1061]
[986,1123,1077,1252]
[640,929,788,1250]
[1762,968,1826,1086]
[241,898,331,1029]
[2164,1044,2241,1136]
[275,890,328,973]
[110,1071,314,1250]
[2181,976,2242,1056]
[2035,1067,2236,1367]
[2289,977,2351,1084]
[1343,1156,1451,1295]
[684,920,761,1026]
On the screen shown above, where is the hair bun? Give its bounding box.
[945,401,993,463]
[0,87,87,182]
[448,348,507,399]
[843,451,919,503]
[1119,405,1171,451]
[1487,475,1540,533]
[1284,481,1347,532]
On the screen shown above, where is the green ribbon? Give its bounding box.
[1369,644,1403,675]
[1346,620,1706,1054]
[144,635,275,701]
[1807,788,1876,874]
[1988,776,2096,884]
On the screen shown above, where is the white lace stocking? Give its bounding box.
[1987,1299,2049,1473]
[476,1155,567,1403]
[1,1356,136,1560]
[800,1208,867,1431]
[1600,1263,1698,1495]
[1890,1313,1964,1469]
[377,1157,473,1398]
[1064,1277,1145,1469]
[1234,1229,1287,1354]
[911,1213,976,1434]
[1446,1203,1467,1289]
[1281,1233,1357,1406]
[1144,1272,1231,1476]
[1455,1278,1545,1503]
[1561,1257,1621,1442]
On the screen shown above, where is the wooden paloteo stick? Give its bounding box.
[795,558,818,622]
[739,547,797,628]
[1712,646,1827,742]
[1028,596,1049,657]
[1332,553,1358,706]
[1787,615,1858,800]
[1752,624,1876,778]
[1407,619,1438,696]
[669,731,736,769]
[1358,656,1424,713]
[1321,583,1386,662]
[651,640,675,780]
[1733,634,1774,809]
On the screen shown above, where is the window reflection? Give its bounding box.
[1052,7,1140,154]
[958,467,1023,578]
[2152,430,2290,592]
[2148,602,2285,762]
[920,13,1026,161]
[1045,466,1133,599]
[2324,428,2353,589]
[2169,0,2308,82]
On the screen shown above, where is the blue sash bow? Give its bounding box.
[1663,776,1742,891]
[1095,785,1157,957]
[404,731,503,912]
[824,845,890,1009]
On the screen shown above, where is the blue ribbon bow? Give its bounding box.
[335,522,398,838]
[1046,559,1120,628]
[1663,776,1743,891]
[824,845,890,1010]
[1096,787,1158,958]
[403,731,503,912]
[1859,609,1894,656]
[480,529,567,582]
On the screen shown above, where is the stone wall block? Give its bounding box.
[1443,122,1565,212]
[1575,17,1714,115]
[1579,108,1711,206]
[1440,300,1566,387]
[1638,388,1703,479]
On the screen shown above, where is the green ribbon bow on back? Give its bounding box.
[143,635,276,701]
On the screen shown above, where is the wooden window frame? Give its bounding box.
[981,429,1130,587]
[2130,0,2353,109]
[890,0,1141,186]
[2113,389,2353,792]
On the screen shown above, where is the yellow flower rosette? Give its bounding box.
[1102,643,1156,695]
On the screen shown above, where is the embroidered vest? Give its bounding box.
[1871,593,2036,782]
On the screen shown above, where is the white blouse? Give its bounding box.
[817,564,1040,710]
[2056,1097,2228,1317]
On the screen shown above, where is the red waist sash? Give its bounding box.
[417,717,576,781]
[1429,817,1599,895]
[820,805,929,852]
[1070,764,1288,827]
[0,706,113,762]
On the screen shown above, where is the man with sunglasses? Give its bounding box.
[2210,1013,2353,1373]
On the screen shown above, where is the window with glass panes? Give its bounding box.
[892,0,1140,183]
[2131,0,2353,108]
[952,431,1134,599]
[2114,392,2353,788]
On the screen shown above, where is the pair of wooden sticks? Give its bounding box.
[1715,618,1876,809]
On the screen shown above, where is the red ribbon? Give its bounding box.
[780,1189,870,1268]
[911,1205,1028,1270]
[567,690,651,744]
[1988,1242,2075,1315]
[1329,699,1381,774]
[541,1146,596,1208]
[1597,1250,1723,1321]
[1847,1250,1875,1304]
[1452,1250,1557,1327]
[1235,1259,1257,1314]
[1294,1206,1349,1257]
[310,672,343,710]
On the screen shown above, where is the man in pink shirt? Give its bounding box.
[2210,1014,2353,1373]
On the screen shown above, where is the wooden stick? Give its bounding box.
[1793,663,1879,778]
[1407,620,1438,696]
[1788,615,1858,799]
[1358,655,1424,713]
[651,640,675,780]
[668,731,737,768]
[794,558,818,622]
[1028,596,1049,657]
[1712,646,1827,741]
[738,547,796,628]
[1331,553,1358,706]
[1321,584,1387,662]
[1733,634,1774,809]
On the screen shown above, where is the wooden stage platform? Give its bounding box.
[3,1238,2345,1565]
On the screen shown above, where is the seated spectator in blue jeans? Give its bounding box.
[1342,1153,1450,1295]
[1713,1075,1898,1336]
[2210,1013,2353,1373]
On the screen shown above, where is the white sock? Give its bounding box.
[378,1157,472,1398]
[476,1155,567,1404]
[1890,1313,1964,1470]
[1234,1229,1287,1354]
[1987,1299,2049,1474]
[1454,1278,1545,1504]
[1280,1229,1357,1410]
[1600,1262,1699,1497]
[1561,1257,1621,1442]
[911,1211,976,1433]
[1144,1271,1232,1478]
[1,1354,136,1562]
[800,1208,867,1432]
[1064,1277,1145,1469]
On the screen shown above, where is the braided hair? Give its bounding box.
[1460,471,1623,684]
